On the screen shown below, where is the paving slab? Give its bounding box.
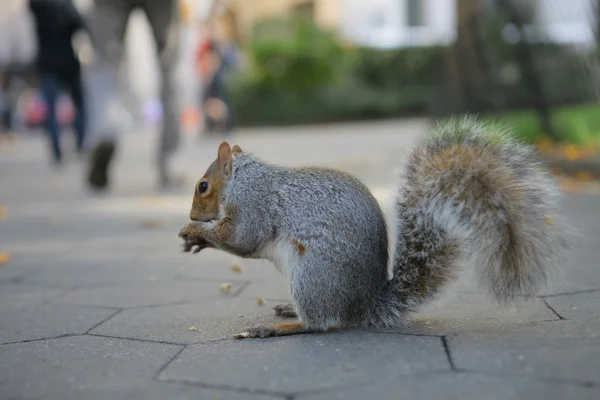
[1,121,600,399]
[448,328,600,384]
[404,292,558,336]
[0,335,181,400]
[0,302,116,345]
[177,251,293,301]
[541,194,600,295]
[298,372,600,400]
[90,297,290,344]
[0,284,117,344]
[18,259,189,288]
[158,331,449,394]
[47,380,285,400]
[56,279,249,309]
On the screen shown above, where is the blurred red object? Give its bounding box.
[21,89,74,127]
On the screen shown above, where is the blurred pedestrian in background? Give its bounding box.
[28,0,87,166]
[195,17,237,136]
[84,0,182,190]
[0,70,16,145]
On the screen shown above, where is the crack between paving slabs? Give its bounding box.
[0,333,82,346]
[86,333,186,347]
[85,309,123,334]
[540,287,600,298]
[155,378,292,399]
[441,336,457,371]
[542,299,566,320]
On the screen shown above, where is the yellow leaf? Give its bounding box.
[0,205,7,220]
[0,252,11,264]
[256,297,265,306]
[564,145,581,161]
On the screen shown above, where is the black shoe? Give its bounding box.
[87,139,116,190]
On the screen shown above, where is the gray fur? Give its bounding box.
[209,116,570,331]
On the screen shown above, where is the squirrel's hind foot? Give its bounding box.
[233,322,313,339]
[273,303,297,318]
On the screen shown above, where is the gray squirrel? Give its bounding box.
[179,117,569,339]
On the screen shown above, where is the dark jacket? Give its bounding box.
[28,0,86,76]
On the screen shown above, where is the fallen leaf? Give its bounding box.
[219,282,233,295]
[0,252,11,264]
[256,297,265,306]
[189,326,198,331]
[0,205,7,220]
[564,145,581,161]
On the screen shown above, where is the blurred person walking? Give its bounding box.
[0,70,16,145]
[28,0,87,165]
[84,0,184,190]
[195,21,237,136]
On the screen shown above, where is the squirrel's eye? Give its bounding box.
[198,181,209,194]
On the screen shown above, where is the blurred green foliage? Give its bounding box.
[226,14,599,141]
[487,103,600,145]
[227,17,445,126]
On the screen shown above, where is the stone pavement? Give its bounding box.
[1,120,599,400]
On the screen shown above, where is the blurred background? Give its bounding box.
[2,4,600,398]
[0,0,599,148]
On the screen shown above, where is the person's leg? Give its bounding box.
[65,71,86,154]
[40,74,62,164]
[142,0,182,186]
[85,0,132,189]
[1,108,10,134]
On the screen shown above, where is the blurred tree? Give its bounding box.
[496,0,558,140]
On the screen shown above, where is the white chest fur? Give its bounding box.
[254,238,299,279]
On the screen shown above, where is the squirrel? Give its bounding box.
[179,116,569,339]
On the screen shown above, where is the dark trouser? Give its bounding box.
[40,71,86,163]
[1,108,12,134]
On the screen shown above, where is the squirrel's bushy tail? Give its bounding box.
[374,116,570,327]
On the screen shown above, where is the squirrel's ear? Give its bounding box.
[217,141,233,179]
[232,145,243,154]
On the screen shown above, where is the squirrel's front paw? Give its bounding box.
[179,224,210,254]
